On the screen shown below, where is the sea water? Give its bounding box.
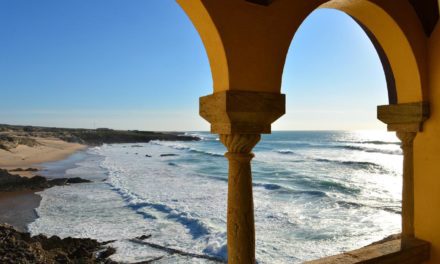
[28,131,402,263]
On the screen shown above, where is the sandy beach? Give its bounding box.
[0,137,86,230]
[0,137,86,177]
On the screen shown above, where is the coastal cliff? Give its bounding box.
[0,124,199,149]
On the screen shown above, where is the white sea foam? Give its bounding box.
[28,132,402,263]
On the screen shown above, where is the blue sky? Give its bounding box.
[0,0,387,131]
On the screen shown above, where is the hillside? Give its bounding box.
[0,124,199,151]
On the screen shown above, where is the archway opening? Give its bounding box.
[0,1,420,263]
[261,8,404,262]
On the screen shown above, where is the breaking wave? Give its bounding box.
[105,165,213,240]
[150,141,223,157]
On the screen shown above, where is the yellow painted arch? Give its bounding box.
[177,0,321,94]
[177,0,427,104]
[176,0,229,92]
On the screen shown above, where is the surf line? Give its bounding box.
[129,238,227,263]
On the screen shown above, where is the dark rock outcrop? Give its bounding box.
[9,168,39,172]
[65,177,92,184]
[135,234,152,240]
[160,154,178,157]
[0,169,91,192]
[0,224,116,263]
[98,247,117,260]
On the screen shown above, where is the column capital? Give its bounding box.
[396,131,417,149]
[200,91,285,134]
[220,134,260,154]
[377,102,430,132]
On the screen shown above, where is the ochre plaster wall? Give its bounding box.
[414,21,440,264]
[177,0,324,93]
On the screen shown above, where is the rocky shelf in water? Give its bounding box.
[0,170,118,263]
[0,224,116,264]
[0,169,91,192]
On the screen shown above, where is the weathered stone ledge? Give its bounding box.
[305,238,430,264]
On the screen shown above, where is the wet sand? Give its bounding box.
[0,190,42,232]
[0,137,86,177]
[0,137,87,230]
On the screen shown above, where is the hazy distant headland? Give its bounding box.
[0,124,199,150]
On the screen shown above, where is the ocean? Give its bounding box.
[28,131,403,263]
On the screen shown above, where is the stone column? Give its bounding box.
[200,91,285,263]
[377,102,429,250]
[220,134,260,264]
[396,131,417,248]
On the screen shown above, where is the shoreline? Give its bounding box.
[0,190,42,232]
[0,138,88,231]
[0,125,202,262]
[0,137,87,177]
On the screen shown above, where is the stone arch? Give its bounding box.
[176,0,320,94]
[178,0,428,105]
[176,1,229,92]
[177,1,432,262]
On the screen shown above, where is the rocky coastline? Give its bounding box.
[0,124,201,263]
[0,124,199,150]
[0,224,116,264]
[0,169,91,192]
[0,168,119,263]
